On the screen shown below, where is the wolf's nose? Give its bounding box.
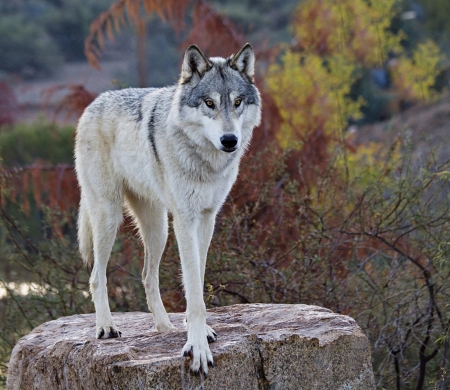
[220,135,238,148]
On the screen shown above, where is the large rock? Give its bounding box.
[7,304,375,389]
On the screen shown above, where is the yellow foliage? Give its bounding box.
[390,40,444,102]
[267,51,364,148]
[268,0,444,150]
[292,0,403,67]
[341,140,401,185]
[268,0,403,149]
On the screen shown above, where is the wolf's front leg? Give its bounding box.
[173,215,213,374]
[198,211,218,343]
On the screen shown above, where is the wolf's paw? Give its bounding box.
[185,319,217,343]
[206,324,217,343]
[96,324,122,339]
[182,340,214,375]
[155,320,176,332]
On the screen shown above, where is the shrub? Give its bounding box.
[1,142,450,388]
[0,120,75,167]
[267,0,446,136]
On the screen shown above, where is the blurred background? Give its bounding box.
[1,0,450,388]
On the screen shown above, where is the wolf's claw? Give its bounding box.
[205,324,217,343]
[96,325,121,339]
[182,341,214,375]
[183,346,194,358]
[108,328,122,338]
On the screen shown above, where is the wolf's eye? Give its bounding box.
[205,100,215,109]
[235,98,242,108]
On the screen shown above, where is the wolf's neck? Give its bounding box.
[169,127,239,182]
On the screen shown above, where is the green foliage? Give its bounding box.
[211,0,299,44]
[0,0,113,77]
[0,120,75,167]
[144,17,181,87]
[418,0,450,44]
[0,14,62,78]
[43,0,114,61]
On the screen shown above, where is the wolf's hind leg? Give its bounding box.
[125,192,174,332]
[89,199,123,339]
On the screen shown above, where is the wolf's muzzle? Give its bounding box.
[220,135,238,152]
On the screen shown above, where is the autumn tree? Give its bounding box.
[266,0,444,161]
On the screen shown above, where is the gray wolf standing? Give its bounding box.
[75,43,261,374]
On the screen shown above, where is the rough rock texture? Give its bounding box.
[7,304,375,390]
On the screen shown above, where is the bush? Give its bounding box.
[0,120,75,167]
[1,141,450,388]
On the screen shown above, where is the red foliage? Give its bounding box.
[290,0,339,56]
[182,0,244,56]
[42,85,97,122]
[84,0,249,69]
[7,162,79,212]
[3,163,78,237]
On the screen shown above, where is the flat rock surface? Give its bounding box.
[7,303,375,389]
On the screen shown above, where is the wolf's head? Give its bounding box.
[175,43,261,154]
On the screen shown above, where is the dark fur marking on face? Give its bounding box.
[218,66,226,82]
[179,85,202,110]
[148,104,160,163]
[178,57,260,122]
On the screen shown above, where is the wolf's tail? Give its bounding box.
[78,198,94,267]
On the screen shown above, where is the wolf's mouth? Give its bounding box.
[221,147,237,153]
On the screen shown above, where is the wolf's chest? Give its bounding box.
[164,169,234,215]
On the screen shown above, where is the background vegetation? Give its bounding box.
[1,0,450,389]
[0,0,113,78]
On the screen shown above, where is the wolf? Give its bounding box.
[75,43,261,375]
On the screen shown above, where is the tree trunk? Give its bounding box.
[136,18,147,88]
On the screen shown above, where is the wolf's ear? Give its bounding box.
[230,43,255,82]
[180,45,212,83]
